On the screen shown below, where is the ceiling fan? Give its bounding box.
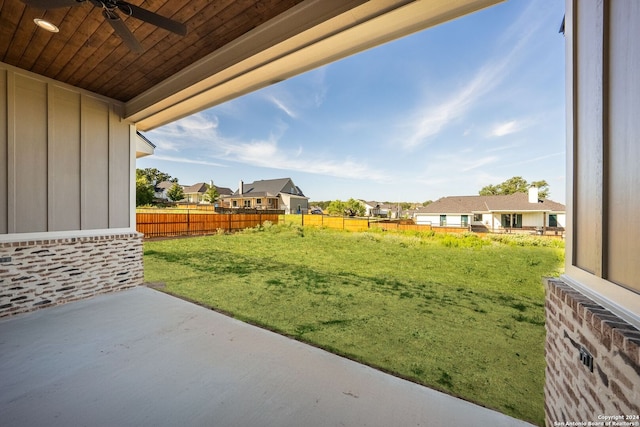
[21,0,187,53]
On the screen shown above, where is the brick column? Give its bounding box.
[545,278,640,425]
[0,233,143,317]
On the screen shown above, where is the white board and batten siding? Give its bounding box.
[566,0,640,317]
[0,63,135,237]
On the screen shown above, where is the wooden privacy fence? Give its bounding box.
[369,222,471,234]
[302,215,369,232]
[136,212,279,238]
[301,215,470,234]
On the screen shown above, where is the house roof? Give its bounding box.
[135,131,155,158]
[361,201,397,209]
[417,193,566,214]
[216,187,234,197]
[378,203,399,210]
[183,182,233,195]
[232,178,306,198]
[183,183,208,194]
[155,180,174,191]
[1,0,503,131]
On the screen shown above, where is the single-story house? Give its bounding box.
[414,188,565,233]
[226,178,308,214]
[361,201,401,218]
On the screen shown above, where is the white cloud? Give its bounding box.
[401,54,516,149]
[150,111,389,182]
[148,112,221,151]
[400,2,546,150]
[215,137,388,181]
[461,156,499,172]
[504,151,564,167]
[149,155,227,168]
[259,67,328,118]
[308,66,328,107]
[490,120,528,137]
[486,142,521,152]
[268,95,298,118]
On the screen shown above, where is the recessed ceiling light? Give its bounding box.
[34,18,59,33]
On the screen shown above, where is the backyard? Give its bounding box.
[143,223,564,426]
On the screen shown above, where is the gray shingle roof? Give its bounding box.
[233,178,306,197]
[183,183,233,195]
[419,193,565,214]
[216,187,233,196]
[155,181,174,190]
[183,183,208,194]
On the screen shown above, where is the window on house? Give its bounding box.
[549,214,558,227]
[473,213,482,222]
[513,214,523,228]
[232,201,237,207]
[244,200,251,207]
[461,215,468,227]
[256,199,262,205]
[440,215,446,226]
[504,214,523,228]
[501,214,510,228]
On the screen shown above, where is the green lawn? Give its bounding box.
[143,224,564,425]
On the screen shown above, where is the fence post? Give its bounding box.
[187,210,190,235]
[301,212,304,227]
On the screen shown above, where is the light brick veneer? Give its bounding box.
[0,233,143,317]
[545,278,640,425]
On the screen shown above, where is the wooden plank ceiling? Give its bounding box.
[0,0,303,102]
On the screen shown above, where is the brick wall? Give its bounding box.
[545,278,640,425]
[0,233,143,317]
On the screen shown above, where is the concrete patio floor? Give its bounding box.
[0,287,535,427]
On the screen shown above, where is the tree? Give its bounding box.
[479,176,550,199]
[344,198,365,217]
[203,182,219,204]
[136,176,154,206]
[497,176,530,195]
[478,184,501,196]
[529,180,550,199]
[137,168,174,185]
[327,200,346,216]
[166,182,185,202]
[422,200,433,207]
[309,201,331,210]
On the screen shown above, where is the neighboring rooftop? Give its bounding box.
[183,182,208,194]
[182,182,233,196]
[234,178,306,197]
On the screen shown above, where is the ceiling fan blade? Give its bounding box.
[19,0,81,8]
[102,9,143,54]
[116,2,187,36]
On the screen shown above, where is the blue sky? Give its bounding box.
[138,0,566,203]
